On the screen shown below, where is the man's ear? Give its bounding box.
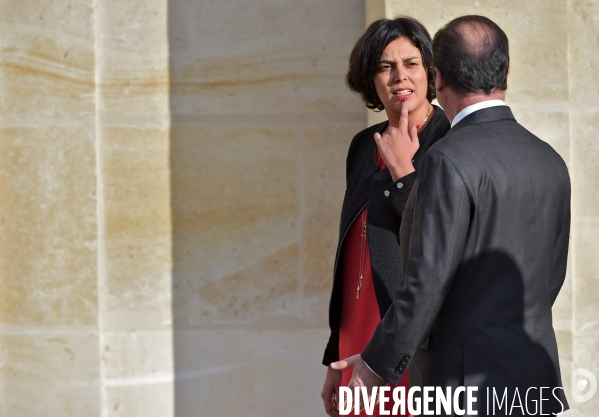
[434,67,445,91]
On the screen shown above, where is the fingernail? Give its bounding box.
[401,98,407,103]
[415,124,420,130]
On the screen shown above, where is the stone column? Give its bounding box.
[95,0,174,415]
[0,0,174,415]
[0,1,102,414]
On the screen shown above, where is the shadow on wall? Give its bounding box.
[168,0,366,415]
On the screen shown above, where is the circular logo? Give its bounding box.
[571,368,597,403]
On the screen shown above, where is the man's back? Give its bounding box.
[404,105,570,414]
[431,105,569,318]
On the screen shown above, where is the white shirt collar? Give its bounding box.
[451,100,506,127]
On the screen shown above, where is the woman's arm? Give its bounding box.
[382,172,417,220]
[375,101,420,221]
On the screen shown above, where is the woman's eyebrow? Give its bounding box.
[379,56,419,64]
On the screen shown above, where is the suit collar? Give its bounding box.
[447,105,516,135]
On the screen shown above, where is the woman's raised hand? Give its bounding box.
[374,100,419,182]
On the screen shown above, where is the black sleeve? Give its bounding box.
[383,171,417,220]
[361,149,471,385]
[322,330,339,366]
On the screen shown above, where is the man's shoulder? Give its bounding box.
[432,116,555,156]
[427,117,569,183]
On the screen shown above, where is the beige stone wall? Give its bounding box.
[168,1,366,415]
[569,0,599,415]
[0,0,597,416]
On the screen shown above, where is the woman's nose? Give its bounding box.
[392,67,405,83]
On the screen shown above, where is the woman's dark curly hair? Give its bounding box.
[347,16,435,111]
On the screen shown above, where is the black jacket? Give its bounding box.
[362,106,570,415]
[322,106,450,365]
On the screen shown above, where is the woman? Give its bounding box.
[320,17,451,416]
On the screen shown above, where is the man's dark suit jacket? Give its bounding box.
[361,105,570,415]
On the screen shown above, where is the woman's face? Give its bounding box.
[373,36,430,117]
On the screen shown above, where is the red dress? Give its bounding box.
[338,150,411,416]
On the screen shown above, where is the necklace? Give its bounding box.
[356,210,367,299]
[386,105,433,134]
[417,105,433,132]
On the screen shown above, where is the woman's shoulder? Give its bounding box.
[346,119,387,159]
[351,119,388,143]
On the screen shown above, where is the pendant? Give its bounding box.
[356,274,363,299]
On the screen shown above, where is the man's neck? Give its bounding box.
[444,90,506,124]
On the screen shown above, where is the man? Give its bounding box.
[332,15,570,416]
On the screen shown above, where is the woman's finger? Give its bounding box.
[398,99,409,132]
[410,123,420,144]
